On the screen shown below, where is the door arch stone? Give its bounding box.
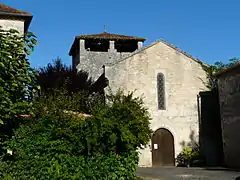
[152,128,175,166]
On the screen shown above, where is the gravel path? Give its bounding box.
[137,167,240,180]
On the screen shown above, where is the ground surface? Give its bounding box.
[137,167,240,180]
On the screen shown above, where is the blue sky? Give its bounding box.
[3,0,240,68]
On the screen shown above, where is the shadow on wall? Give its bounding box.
[176,90,224,167]
[176,130,204,167]
[180,130,198,149]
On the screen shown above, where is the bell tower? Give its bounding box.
[69,32,145,80]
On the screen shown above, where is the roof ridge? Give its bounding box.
[76,32,146,41]
[105,40,161,66]
[159,39,208,67]
[215,62,240,77]
[0,4,31,16]
[106,39,208,67]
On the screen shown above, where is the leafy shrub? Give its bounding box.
[27,90,152,156]
[0,90,151,179]
[0,27,38,154]
[86,90,152,155]
[176,146,203,167]
[0,152,138,180]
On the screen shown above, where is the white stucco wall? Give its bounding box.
[0,19,25,34]
[105,41,207,167]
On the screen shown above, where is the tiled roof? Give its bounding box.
[77,32,146,41]
[69,32,146,55]
[0,4,31,15]
[215,62,240,77]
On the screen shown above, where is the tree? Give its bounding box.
[37,58,93,95]
[202,58,240,90]
[0,27,38,148]
[37,58,106,113]
[215,57,240,70]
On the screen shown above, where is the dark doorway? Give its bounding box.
[152,128,175,166]
[198,91,224,166]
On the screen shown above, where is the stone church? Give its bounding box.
[70,32,208,167]
[0,3,226,168]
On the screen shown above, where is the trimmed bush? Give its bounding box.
[0,152,138,180]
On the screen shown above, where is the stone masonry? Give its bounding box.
[0,4,32,34]
[0,19,25,34]
[70,32,144,81]
[216,64,240,168]
[105,40,208,166]
[75,39,132,80]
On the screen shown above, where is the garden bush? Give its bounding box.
[176,145,204,167]
[0,152,138,180]
[0,90,151,179]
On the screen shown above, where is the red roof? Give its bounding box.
[0,4,31,15]
[69,32,146,55]
[77,32,146,41]
[215,62,240,78]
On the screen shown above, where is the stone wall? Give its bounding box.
[217,67,240,168]
[76,48,131,80]
[0,19,25,34]
[105,41,207,166]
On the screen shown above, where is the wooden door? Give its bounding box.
[152,128,175,166]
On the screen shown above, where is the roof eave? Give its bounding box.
[24,15,32,32]
[0,12,33,32]
[75,36,146,42]
[69,37,78,56]
[215,63,240,78]
[0,12,32,17]
[69,36,146,56]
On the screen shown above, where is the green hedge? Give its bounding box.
[0,90,151,179]
[0,152,138,180]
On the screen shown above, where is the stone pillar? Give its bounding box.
[78,39,86,70]
[109,40,115,49]
[79,39,85,50]
[138,41,143,49]
[109,40,116,53]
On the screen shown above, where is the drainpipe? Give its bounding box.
[102,65,106,106]
[197,94,201,125]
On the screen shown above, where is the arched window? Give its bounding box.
[157,73,166,110]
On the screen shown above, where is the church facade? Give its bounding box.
[69,32,208,167]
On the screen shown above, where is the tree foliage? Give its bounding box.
[0,27,38,149]
[37,58,102,113]
[202,57,240,90]
[0,90,151,179]
[37,58,93,95]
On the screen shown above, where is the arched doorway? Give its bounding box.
[152,128,175,166]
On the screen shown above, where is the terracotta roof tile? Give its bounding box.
[69,32,146,55]
[215,62,240,77]
[0,4,31,16]
[77,32,146,41]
